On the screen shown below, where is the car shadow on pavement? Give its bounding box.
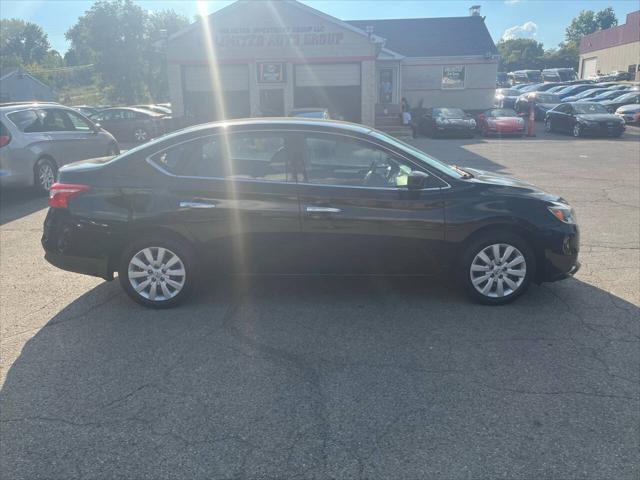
[0,188,48,226]
[1,275,638,479]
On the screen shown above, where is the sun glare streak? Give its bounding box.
[197,0,247,276]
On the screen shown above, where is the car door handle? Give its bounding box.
[305,206,342,214]
[179,200,217,209]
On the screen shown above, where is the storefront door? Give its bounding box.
[378,68,394,104]
[259,89,285,116]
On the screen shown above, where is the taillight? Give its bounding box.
[0,135,10,147]
[48,183,90,209]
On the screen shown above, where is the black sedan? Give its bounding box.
[555,84,598,99]
[599,91,640,113]
[42,119,580,308]
[414,108,476,138]
[495,88,521,109]
[544,102,625,137]
[514,92,561,120]
[90,107,167,143]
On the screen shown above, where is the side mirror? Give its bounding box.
[407,170,430,190]
[92,123,102,132]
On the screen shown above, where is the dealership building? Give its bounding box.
[579,11,640,80]
[164,0,498,128]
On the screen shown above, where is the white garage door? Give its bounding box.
[295,63,361,87]
[183,65,249,92]
[582,57,597,79]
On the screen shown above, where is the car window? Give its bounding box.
[66,111,93,132]
[7,109,40,132]
[302,135,413,188]
[134,111,150,119]
[555,104,572,114]
[433,108,465,118]
[573,103,607,114]
[39,109,74,132]
[150,133,292,182]
[535,93,560,103]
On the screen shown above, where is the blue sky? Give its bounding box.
[2,0,638,54]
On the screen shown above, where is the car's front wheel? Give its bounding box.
[544,119,552,132]
[573,123,582,137]
[118,236,195,308]
[461,232,535,305]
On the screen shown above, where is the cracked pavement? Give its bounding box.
[1,127,638,479]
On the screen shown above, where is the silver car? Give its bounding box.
[0,103,119,193]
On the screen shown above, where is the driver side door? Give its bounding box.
[295,132,446,274]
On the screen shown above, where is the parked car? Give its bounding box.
[519,82,562,93]
[42,118,580,307]
[593,83,631,91]
[495,88,521,109]
[508,70,542,85]
[615,104,640,125]
[290,108,330,119]
[496,72,510,87]
[544,102,625,137]
[587,89,635,103]
[90,107,167,143]
[599,91,640,113]
[515,92,561,120]
[546,84,571,93]
[541,68,577,82]
[0,103,119,193]
[561,88,610,103]
[414,108,476,138]
[133,104,172,115]
[476,108,525,136]
[555,84,598,99]
[72,105,102,117]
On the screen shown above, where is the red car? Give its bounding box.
[477,108,526,136]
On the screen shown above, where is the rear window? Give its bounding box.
[535,93,560,103]
[7,109,40,132]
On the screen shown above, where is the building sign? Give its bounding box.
[442,65,465,89]
[258,62,286,83]
[215,25,344,48]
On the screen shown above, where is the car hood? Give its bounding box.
[617,104,640,113]
[465,168,560,201]
[576,113,620,121]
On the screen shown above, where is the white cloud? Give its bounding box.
[504,0,522,4]
[501,21,538,41]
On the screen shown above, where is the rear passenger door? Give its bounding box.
[146,130,302,273]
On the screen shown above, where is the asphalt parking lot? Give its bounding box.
[1,126,638,479]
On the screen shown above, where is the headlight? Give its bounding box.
[469,119,476,127]
[548,202,576,224]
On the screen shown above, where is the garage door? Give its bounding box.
[582,57,597,79]
[294,63,361,122]
[183,65,250,122]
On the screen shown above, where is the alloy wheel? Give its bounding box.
[134,128,148,142]
[544,120,552,132]
[469,243,527,298]
[127,247,186,301]
[37,162,55,191]
[573,124,581,137]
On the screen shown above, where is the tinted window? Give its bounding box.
[487,109,518,117]
[535,93,560,103]
[151,133,291,182]
[555,104,572,114]
[66,111,92,131]
[303,135,413,188]
[573,103,607,114]
[8,109,40,132]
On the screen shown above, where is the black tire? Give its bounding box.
[572,123,582,138]
[118,235,196,309]
[459,231,536,306]
[544,119,552,133]
[33,157,57,195]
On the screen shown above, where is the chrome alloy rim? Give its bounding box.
[128,247,186,301]
[470,243,526,298]
[134,128,148,141]
[573,124,581,137]
[38,163,55,190]
[544,120,551,132]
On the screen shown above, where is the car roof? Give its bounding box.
[291,108,328,112]
[0,101,61,112]
[97,106,164,116]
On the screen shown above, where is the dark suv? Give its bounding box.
[42,119,580,308]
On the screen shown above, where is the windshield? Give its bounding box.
[573,103,608,114]
[487,109,518,117]
[433,108,465,118]
[612,92,637,103]
[496,89,519,96]
[574,89,604,99]
[535,93,560,103]
[369,130,464,179]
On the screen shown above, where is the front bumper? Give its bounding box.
[580,122,625,136]
[538,223,580,283]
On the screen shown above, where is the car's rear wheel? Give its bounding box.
[118,237,195,308]
[33,157,57,194]
[573,124,582,137]
[133,127,149,143]
[461,232,535,305]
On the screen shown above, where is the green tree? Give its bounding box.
[496,38,545,72]
[542,42,579,70]
[66,0,149,104]
[0,19,51,67]
[565,8,618,45]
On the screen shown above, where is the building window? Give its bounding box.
[257,62,286,83]
[442,66,465,90]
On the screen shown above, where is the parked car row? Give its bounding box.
[497,68,578,87]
